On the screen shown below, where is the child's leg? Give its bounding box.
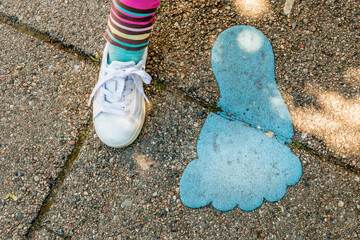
[104,0,161,63]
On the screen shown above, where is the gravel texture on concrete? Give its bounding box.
[0,23,97,238]
[1,0,359,168]
[39,89,204,238]
[37,90,360,239]
[31,228,62,240]
[0,0,359,238]
[154,0,360,167]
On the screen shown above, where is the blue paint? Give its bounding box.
[180,26,302,211]
[180,114,302,211]
[212,25,294,141]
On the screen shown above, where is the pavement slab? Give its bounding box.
[39,90,360,239]
[0,0,110,56]
[0,23,97,238]
[40,89,205,238]
[1,0,359,168]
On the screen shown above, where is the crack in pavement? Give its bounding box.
[1,9,359,238]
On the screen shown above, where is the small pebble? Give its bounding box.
[265,131,275,138]
[121,199,132,208]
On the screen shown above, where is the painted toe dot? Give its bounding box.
[237,29,264,53]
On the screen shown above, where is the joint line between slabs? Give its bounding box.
[25,122,91,238]
[0,12,94,238]
[293,142,360,176]
[1,12,358,180]
[170,88,360,176]
[0,13,97,63]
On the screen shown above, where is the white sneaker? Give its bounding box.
[88,43,152,148]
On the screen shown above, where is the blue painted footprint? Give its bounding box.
[179,26,302,211]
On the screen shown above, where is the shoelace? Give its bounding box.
[88,60,152,116]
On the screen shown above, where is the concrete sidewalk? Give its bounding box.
[0,0,359,239]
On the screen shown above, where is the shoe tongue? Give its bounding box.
[104,80,117,93]
[109,60,136,69]
[104,79,123,104]
[104,61,136,103]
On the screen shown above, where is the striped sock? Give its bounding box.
[105,0,161,64]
